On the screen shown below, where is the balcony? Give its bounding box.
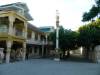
[27,39,53,45]
[14,29,24,38]
[27,39,44,45]
[0,25,8,33]
[15,31,24,37]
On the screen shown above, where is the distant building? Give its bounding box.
[39,26,54,33]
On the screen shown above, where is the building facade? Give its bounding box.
[0,2,53,63]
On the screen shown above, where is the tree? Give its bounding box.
[82,5,99,22]
[82,0,100,22]
[64,29,78,57]
[48,26,65,50]
[48,26,78,58]
[78,20,100,58]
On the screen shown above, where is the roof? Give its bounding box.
[39,26,54,32]
[0,2,33,21]
[28,23,44,34]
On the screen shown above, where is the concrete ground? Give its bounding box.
[0,59,100,75]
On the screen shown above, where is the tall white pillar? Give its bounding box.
[56,26,59,52]
[54,10,60,61]
[6,41,12,63]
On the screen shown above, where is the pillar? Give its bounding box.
[37,47,40,56]
[22,22,27,60]
[6,41,12,63]
[5,16,15,63]
[45,34,48,44]
[38,34,40,41]
[24,21,27,39]
[42,41,44,57]
[22,42,26,60]
[8,16,15,35]
[32,47,34,57]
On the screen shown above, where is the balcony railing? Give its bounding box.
[27,39,53,45]
[14,29,25,37]
[27,39,44,45]
[15,32,24,37]
[0,28,8,33]
[0,25,8,33]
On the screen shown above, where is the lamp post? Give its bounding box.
[54,10,60,61]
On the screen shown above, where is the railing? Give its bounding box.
[0,25,8,33]
[27,39,44,45]
[0,28,8,33]
[14,29,25,37]
[27,39,53,45]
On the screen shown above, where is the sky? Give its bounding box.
[0,0,95,30]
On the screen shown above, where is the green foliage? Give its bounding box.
[82,0,100,22]
[82,12,92,22]
[48,19,100,52]
[48,26,78,51]
[78,19,100,49]
[82,5,99,22]
[63,29,78,50]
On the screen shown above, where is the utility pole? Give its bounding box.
[54,10,60,61]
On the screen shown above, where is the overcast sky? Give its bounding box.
[0,0,95,30]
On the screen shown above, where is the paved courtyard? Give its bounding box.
[0,59,100,75]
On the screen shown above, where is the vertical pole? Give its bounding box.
[54,10,60,61]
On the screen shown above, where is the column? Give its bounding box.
[38,34,40,41]
[32,32,35,40]
[22,42,26,60]
[37,47,40,56]
[42,41,44,57]
[32,47,34,57]
[45,35,48,57]
[45,34,48,44]
[6,41,12,63]
[8,16,15,35]
[24,21,27,39]
[22,22,27,60]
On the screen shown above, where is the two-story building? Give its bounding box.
[0,2,53,63]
